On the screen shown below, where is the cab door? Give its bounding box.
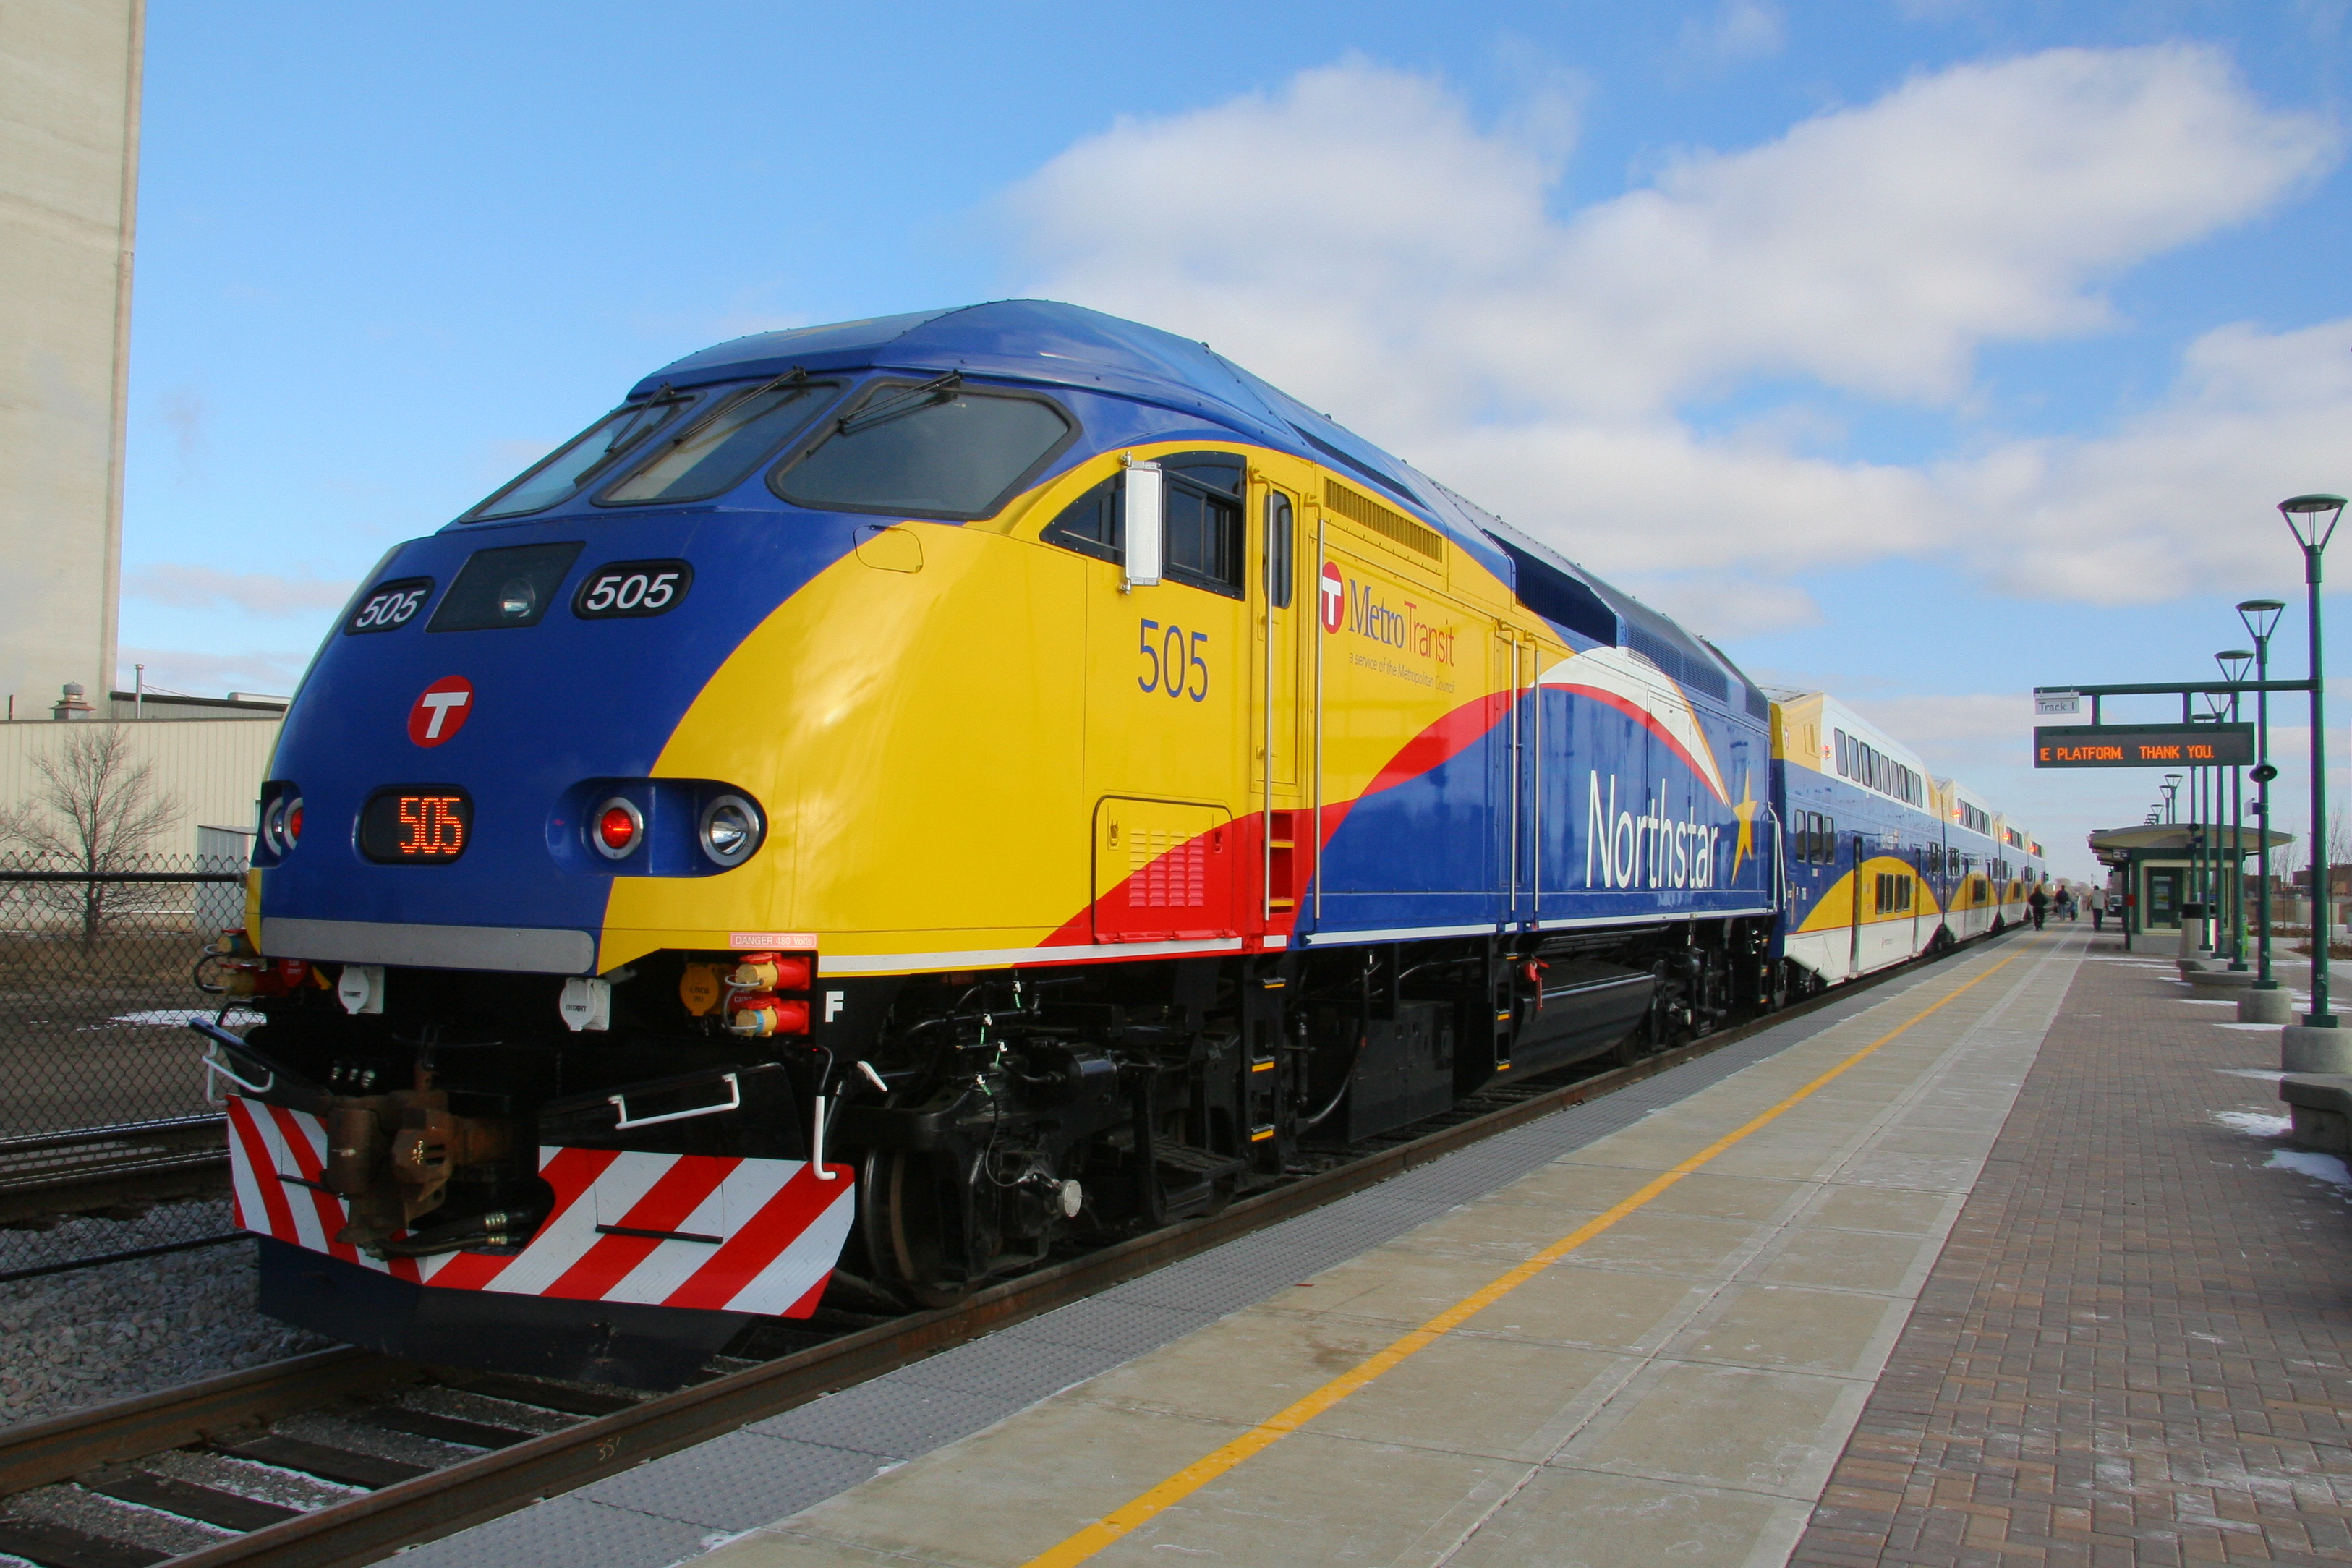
[1071,452,1253,941]
[1252,479,1308,927]
[1253,480,1301,794]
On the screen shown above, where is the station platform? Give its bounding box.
[405,926,2352,1568]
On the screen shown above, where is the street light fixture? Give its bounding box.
[2163,774,2181,824]
[2280,493,2346,1026]
[2199,687,2231,956]
[2240,597,2287,992]
[2219,649,2255,970]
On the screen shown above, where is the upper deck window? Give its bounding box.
[770,379,1073,519]
[463,392,695,521]
[599,379,839,506]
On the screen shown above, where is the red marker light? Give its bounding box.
[284,799,304,845]
[597,804,639,853]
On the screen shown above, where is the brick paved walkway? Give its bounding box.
[1790,933,2352,1566]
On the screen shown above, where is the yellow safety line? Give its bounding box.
[1019,953,2020,1568]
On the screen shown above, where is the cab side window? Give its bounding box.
[1161,453,1245,598]
[1265,492,1294,608]
[1043,474,1120,563]
[1042,451,1246,599]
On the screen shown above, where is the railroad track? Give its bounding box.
[0,932,2014,1568]
[0,1117,228,1233]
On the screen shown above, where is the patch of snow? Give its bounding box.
[2267,1149,2352,1188]
[2215,1111,2291,1138]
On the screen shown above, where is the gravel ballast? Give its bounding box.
[0,1203,333,1429]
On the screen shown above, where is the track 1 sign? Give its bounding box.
[2032,723,2254,768]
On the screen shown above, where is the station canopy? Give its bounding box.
[2087,823,2291,866]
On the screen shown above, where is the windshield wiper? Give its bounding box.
[837,371,961,438]
[624,366,813,461]
[569,381,697,489]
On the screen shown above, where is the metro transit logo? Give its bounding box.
[409,676,474,747]
[1318,562,1345,633]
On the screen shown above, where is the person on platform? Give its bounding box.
[2029,883,2050,931]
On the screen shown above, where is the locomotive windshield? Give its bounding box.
[771,382,1072,519]
[599,378,840,506]
[464,391,694,520]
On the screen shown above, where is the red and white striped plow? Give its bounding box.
[224,1096,856,1318]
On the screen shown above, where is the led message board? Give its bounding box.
[2032,723,2254,769]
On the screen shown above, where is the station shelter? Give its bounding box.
[2088,822,2290,951]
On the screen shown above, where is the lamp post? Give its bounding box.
[2202,688,2233,957]
[2280,493,2346,1027]
[2240,597,2286,992]
[2219,649,2255,970]
[2164,775,2181,825]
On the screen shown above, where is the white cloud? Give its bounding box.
[1947,318,2352,602]
[1007,47,2341,602]
[124,565,355,618]
[1609,569,1821,642]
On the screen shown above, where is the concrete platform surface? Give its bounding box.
[409,925,2352,1568]
[652,934,2084,1568]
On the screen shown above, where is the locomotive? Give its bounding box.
[204,301,2042,1385]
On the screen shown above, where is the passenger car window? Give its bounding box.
[602,380,838,506]
[772,381,1072,518]
[464,393,695,520]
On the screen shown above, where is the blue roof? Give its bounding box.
[632,299,1512,580]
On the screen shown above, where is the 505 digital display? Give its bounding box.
[360,787,472,863]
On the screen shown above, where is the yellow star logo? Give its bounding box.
[1730,772,1758,877]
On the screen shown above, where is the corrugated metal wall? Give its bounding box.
[0,719,281,851]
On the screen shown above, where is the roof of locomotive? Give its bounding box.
[634,299,1524,585]
[634,299,1753,711]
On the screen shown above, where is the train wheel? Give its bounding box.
[860,1149,970,1309]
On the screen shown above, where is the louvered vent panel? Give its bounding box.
[1624,624,1684,681]
[1324,480,1444,561]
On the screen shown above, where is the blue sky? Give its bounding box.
[120,1,2352,881]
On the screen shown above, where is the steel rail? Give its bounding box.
[0,1349,420,1498]
[7,926,2017,1568]
[0,1115,226,1156]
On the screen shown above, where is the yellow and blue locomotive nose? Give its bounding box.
[253,508,852,968]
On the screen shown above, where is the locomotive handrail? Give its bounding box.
[608,1071,740,1130]
[202,1044,273,1098]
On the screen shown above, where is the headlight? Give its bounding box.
[699,794,762,867]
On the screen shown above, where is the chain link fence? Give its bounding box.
[0,852,254,1279]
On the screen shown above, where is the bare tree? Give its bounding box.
[0,725,182,938]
